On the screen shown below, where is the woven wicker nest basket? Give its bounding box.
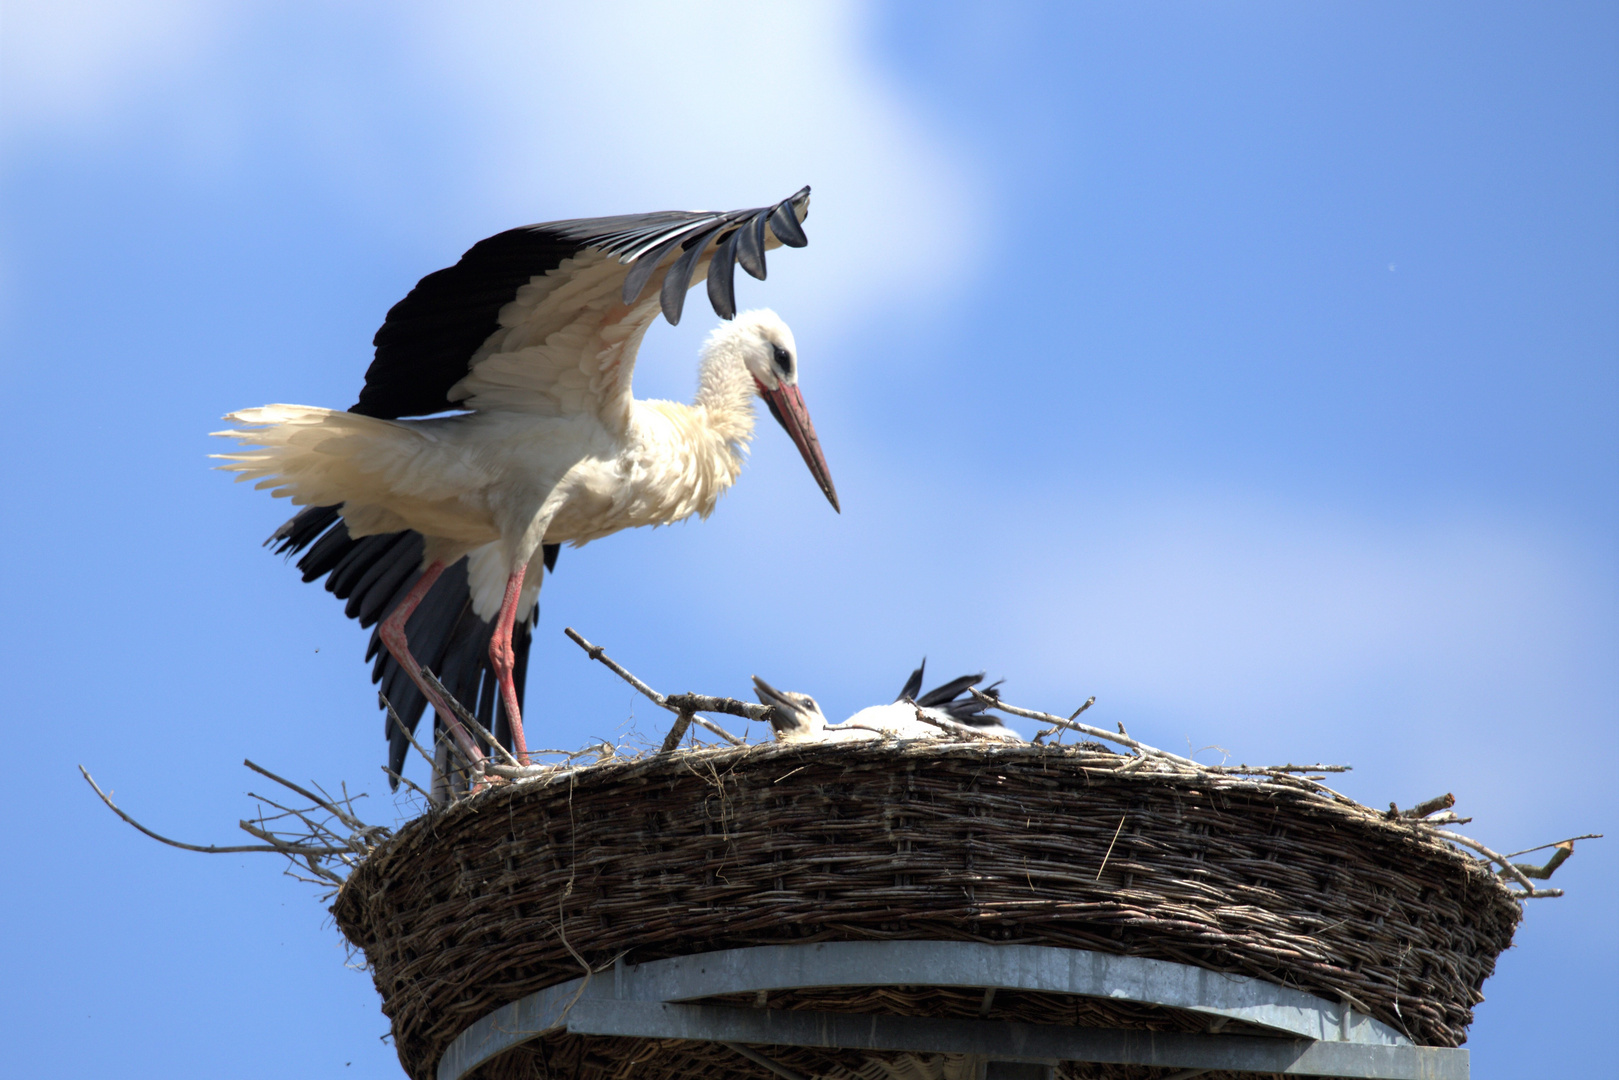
[332,740,1521,1080]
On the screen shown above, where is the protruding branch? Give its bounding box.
[1403,793,1455,819]
[1433,829,1565,897]
[80,766,285,855]
[381,693,437,769]
[664,691,771,723]
[419,668,517,767]
[1509,841,1575,881]
[565,628,751,746]
[485,742,622,782]
[1036,697,1096,742]
[84,759,391,896]
[243,759,369,833]
[690,716,746,746]
[565,627,669,708]
[909,706,1021,742]
[1207,763,1353,775]
[1500,834,1602,859]
[383,767,430,801]
[245,789,367,854]
[976,689,1202,768]
[235,819,352,863]
[659,710,697,753]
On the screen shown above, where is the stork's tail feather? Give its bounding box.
[270,504,557,788]
[213,406,477,540]
[212,405,361,501]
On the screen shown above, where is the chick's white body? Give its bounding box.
[753,673,1024,744]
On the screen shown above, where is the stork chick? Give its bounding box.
[752,661,1023,744]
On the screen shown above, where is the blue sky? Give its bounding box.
[1,2,1613,1076]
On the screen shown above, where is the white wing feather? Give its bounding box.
[446,249,711,429]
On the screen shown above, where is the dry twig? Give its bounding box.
[976,689,1203,769]
[1432,829,1565,898]
[1500,834,1602,859]
[1508,842,1575,881]
[909,706,1022,742]
[419,668,517,766]
[564,627,751,746]
[81,760,391,897]
[1402,793,1455,819]
[243,759,368,832]
[659,710,696,753]
[81,767,294,855]
[383,767,431,801]
[1035,696,1096,743]
[381,693,437,770]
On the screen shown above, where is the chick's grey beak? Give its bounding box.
[751,674,790,710]
[751,674,803,736]
[758,380,839,513]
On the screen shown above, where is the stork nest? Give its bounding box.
[331,737,1525,1080]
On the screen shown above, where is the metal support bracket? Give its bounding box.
[436,940,1465,1080]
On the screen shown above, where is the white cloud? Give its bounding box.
[999,494,1608,719]
[401,0,979,326]
[604,471,1614,832]
[0,0,979,368]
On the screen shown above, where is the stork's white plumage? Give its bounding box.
[752,663,1025,744]
[214,189,833,778]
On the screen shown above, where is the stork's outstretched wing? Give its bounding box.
[353,187,810,421]
[276,188,811,785]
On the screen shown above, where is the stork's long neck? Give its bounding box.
[621,335,757,527]
[692,333,758,457]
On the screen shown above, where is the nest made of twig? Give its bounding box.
[331,738,1522,1080]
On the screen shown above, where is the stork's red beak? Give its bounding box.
[758,379,839,512]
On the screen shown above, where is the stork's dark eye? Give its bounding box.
[771,343,793,376]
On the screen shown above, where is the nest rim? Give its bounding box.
[333,739,1521,1080]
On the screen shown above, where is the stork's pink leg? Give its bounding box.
[489,566,531,765]
[379,561,486,768]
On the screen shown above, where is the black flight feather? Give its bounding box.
[768,196,809,247]
[737,212,768,281]
[706,228,742,320]
[359,187,808,415]
[272,501,562,791]
[341,536,413,623]
[621,232,689,307]
[660,224,723,326]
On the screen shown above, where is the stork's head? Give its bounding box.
[751,674,830,741]
[714,309,839,513]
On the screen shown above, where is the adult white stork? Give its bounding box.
[752,662,1024,743]
[215,187,834,777]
